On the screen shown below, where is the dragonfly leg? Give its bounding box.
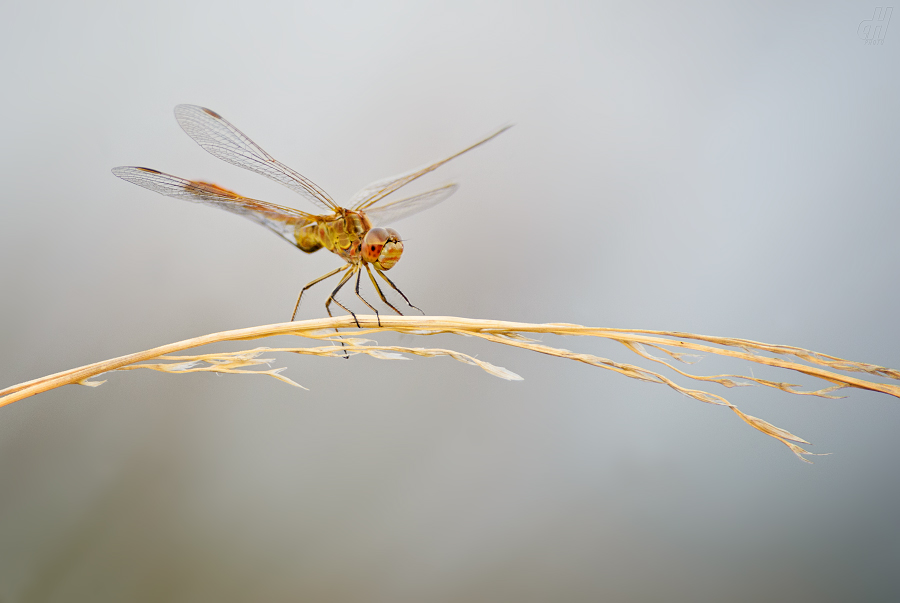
[325,266,360,328]
[291,264,348,321]
[354,265,381,326]
[364,263,403,316]
[374,266,424,314]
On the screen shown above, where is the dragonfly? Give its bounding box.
[113,105,510,325]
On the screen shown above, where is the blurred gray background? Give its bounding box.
[1,1,899,601]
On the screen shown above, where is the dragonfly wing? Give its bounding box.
[347,165,424,209]
[350,125,512,210]
[364,183,458,226]
[173,105,339,212]
[112,166,316,246]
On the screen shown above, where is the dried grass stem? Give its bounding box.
[3,316,897,461]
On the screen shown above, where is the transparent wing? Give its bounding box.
[350,125,512,210]
[174,105,339,212]
[364,184,459,226]
[112,166,316,246]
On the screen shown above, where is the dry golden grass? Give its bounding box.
[2,315,898,462]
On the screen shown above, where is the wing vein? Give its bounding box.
[112,166,316,247]
[174,105,339,212]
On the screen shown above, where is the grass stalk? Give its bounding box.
[2,315,897,462]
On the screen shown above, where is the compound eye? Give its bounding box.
[362,228,390,263]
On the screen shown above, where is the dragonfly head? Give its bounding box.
[362,227,403,270]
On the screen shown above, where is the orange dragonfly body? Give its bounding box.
[113,106,509,324]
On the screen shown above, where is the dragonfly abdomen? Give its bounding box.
[294,223,323,253]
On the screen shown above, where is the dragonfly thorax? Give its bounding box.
[362,227,403,270]
[293,211,402,269]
